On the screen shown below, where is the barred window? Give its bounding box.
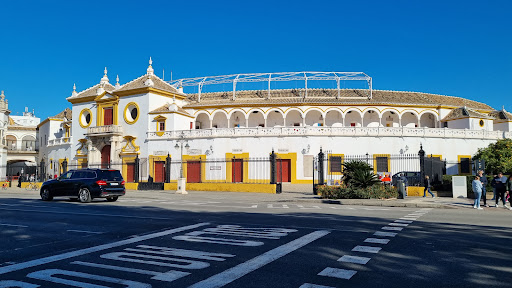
[460,157,471,174]
[376,156,389,172]
[330,156,342,173]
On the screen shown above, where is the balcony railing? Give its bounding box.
[47,137,72,147]
[7,147,39,153]
[86,125,123,136]
[147,126,512,140]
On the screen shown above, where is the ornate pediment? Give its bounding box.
[76,138,88,156]
[121,135,140,154]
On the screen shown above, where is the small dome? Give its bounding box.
[168,103,178,112]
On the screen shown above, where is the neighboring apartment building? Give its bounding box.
[37,59,512,185]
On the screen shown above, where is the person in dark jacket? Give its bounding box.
[423,175,435,198]
[494,172,508,208]
[478,170,489,207]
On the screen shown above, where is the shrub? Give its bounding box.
[342,160,380,188]
[318,184,398,199]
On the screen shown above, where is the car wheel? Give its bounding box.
[78,188,92,203]
[40,188,53,201]
[106,196,118,202]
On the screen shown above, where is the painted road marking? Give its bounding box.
[382,226,403,231]
[374,231,397,237]
[72,261,190,282]
[188,230,330,288]
[338,255,371,265]
[0,222,209,275]
[318,267,357,280]
[27,269,151,287]
[388,223,409,227]
[364,238,390,244]
[395,220,413,223]
[267,204,289,209]
[300,283,335,288]
[352,246,381,254]
[0,223,28,228]
[67,230,103,234]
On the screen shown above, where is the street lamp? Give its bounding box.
[174,136,190,194]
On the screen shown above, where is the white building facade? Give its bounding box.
[39,60,512,185]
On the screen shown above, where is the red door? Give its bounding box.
[232,159,243,183]
[104,107,113,125]
[277,159,291,182]
[126,163,135,182]
[187,161,201,183]
[154,161,165,183]
[101,145,111,169]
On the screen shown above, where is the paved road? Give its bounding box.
[0,190,511,287]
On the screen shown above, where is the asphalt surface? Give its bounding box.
[0,189,511,287]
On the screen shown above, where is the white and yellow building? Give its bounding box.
[37,59,512,186]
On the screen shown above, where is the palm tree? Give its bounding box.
[342,160,380,188]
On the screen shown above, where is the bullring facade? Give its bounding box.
[38,59,512,185]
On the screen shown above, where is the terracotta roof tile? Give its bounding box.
[489,110,512,121]
[184,89,492,110]
[116,74,181,94]
[149,103,193,117]
[68,83,116,101]
[441,107,494,121]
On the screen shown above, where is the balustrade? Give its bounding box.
[147,127,510,140]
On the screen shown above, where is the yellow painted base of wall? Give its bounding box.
[164,182,276,194]
[20,182,42,189]
[125,183,139,190]
[407,186,436,197]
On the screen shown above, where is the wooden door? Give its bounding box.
[187,161,201,183]
[277,159,291,183]
[154,161,165,183]
[101,145,111,169]
[104,107,113,125]
[232,159,243,183]
[126,163,135,182]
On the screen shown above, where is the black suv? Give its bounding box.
[40,169,125,203]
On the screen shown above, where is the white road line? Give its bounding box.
[0,223,28,228]
[352,246,381,254]
[67,230,103,234]
[400,217,417,221]
[318,267,357,280]
[364,238,390,244]
[374,231,397,237]
[388,223,409,227]
[189,230,330,288]
[338,255,371,265]
[0,222,209,275]
[71,261,189,282]
[382,226,403,231]
[395,220,413,223]
[299,283,335,288]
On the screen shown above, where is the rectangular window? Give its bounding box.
[459,156,471,174]
[375,156,389,172]
[158,122,165,131]
[351,123,356,127]
[329,156,343,173]
[104,107,113,125]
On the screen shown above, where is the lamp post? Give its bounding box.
[174,135,190,194]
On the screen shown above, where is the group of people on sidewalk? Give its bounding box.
[472,170,512,210]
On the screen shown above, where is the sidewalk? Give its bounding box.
[128,189,476,209]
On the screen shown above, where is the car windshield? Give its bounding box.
[98,170,123,181]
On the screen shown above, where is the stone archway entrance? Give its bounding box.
[101,145,111,169]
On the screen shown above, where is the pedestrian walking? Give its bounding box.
[506,175,512,211]
[494,172,509,208]
[423,175,435,198]
[478,170,489,207]
[472,175,483,210]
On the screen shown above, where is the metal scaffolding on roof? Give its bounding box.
[168,71,372,102]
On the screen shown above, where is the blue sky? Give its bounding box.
[0,0,510,120]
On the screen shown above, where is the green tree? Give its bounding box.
[473,139,512,174]
[342,160,381,188]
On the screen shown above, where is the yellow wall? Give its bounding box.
[149,155,169,179]
[124,182,139,190]
[121,154,138,182]
[164,182,276,193]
